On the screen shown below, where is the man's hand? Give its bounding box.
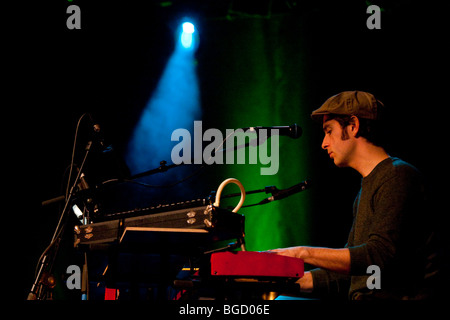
[297,272,313,293]
[265,248,314,293]
[269,246,351,274]
[267,246,308,259]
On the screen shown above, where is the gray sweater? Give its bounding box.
[310,157,440,300]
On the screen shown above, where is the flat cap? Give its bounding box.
[311,91,384,122]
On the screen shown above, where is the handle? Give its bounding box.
[213,178,246,213]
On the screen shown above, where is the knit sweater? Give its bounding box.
[310,157,439,300]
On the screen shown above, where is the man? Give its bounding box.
[271,91,442,300]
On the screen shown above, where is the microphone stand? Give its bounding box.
[39,127,266,204]
[219,180,311,209]
[28,142,93,300]
[129,160,182,180]
[126,132,262,181]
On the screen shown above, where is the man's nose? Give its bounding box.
[321,136,329,150]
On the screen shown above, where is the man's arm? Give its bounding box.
[270,246,351,274]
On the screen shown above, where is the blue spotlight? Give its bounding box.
[183,22,195,34]
[180,21,196,49]
[126,18,201,181]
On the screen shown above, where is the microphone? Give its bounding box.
[75,167,99,218]
[259,179,311,204]
[86,113,112,152]
[77,171,90,191]
[240,124,302,139]
[76,168,93,202]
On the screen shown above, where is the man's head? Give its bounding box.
[312,91,386,168]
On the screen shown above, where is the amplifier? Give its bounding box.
[74,205,244,248]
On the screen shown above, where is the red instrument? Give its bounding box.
[210,251,304,278]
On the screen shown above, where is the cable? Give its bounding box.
[65,112,89,199]
[213,178,246,213]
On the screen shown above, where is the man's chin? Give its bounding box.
[333,158,347,168]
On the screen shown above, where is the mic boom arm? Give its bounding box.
[239,179,311,208]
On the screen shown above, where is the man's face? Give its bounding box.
[321,115,356,167]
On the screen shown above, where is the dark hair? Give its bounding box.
[326,114,385,147]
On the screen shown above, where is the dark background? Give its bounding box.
[6,0,448,300]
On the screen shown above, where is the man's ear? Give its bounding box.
[348,115,360,137]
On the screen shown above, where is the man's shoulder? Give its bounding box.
[377,157,422,183]
[389,157,421,177]
[368,157,422,186]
